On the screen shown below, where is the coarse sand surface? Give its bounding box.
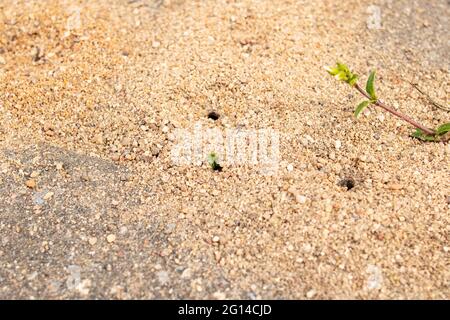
[0,0,449,299]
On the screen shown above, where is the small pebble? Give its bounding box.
[43,191,54,200]
[106,234,116,243]
[121,137,131,146]
[93,134,104,145]
[156,271,169,285]
[335,140,342,150]
[88,237,97,245]
[306,289,316,298]
[388,183,403,190]
[25,179,36,189]
[30,171,40,178]
[296,194,307,204]
[212,291,226,300]
[181,268,192,279]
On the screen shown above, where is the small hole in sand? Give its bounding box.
[339,178,355,190]
[207,111,220,121]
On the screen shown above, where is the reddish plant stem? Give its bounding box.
[354,83,435,135]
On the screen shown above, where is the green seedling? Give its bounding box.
[207,152,222,171]
[326,62,450,142]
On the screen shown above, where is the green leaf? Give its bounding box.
[436,122,450,135]
[366,71,377,100]
[348,74,359,86]
[354,101,370,118]
[335,71,347,81]
[411,129,437,142]
[207,152,222,171]
[326,62,358,86]
[325,66,340,76]
[207,152,218,166]
[336,62,349,72]
[411,129,423,138]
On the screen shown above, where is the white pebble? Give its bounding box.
[335,140,342,150]
[296,195,307,204]
[43,191,54,200]
[156,271,170,285]
[366,264,383,290]
[306,289,316,298]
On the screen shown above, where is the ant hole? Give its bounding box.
[338,178,355,191]
[207,111,220,121]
